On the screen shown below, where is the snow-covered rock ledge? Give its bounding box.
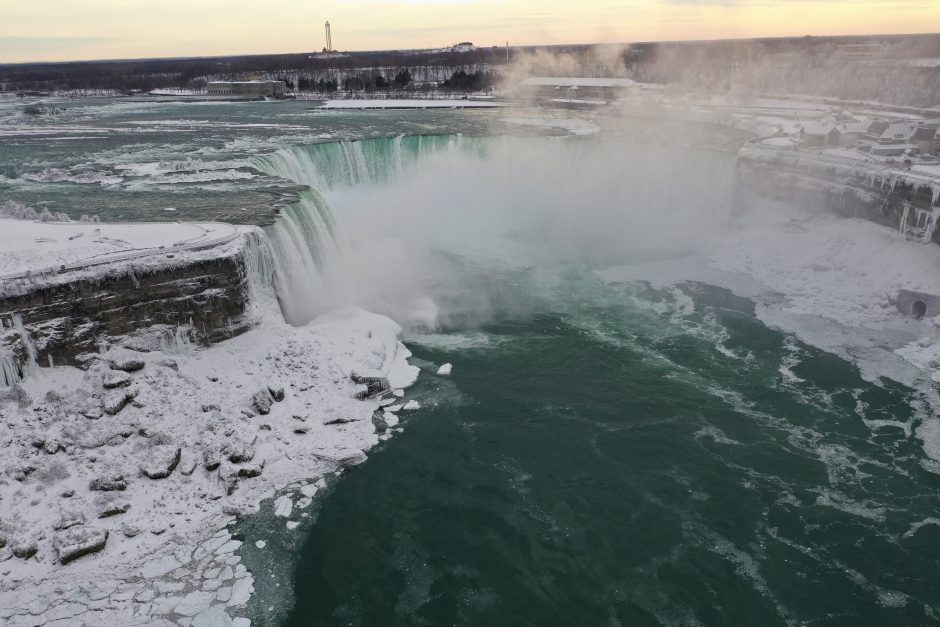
[0,219,271,370]
[0,308,420,626]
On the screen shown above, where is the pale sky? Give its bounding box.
[1,0,939,63]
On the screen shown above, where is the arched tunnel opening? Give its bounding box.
[912,300,928,319]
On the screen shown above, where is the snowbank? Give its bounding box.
[0,307,421,625]
[319,99,506,110]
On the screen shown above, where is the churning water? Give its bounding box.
[235,126,940,625]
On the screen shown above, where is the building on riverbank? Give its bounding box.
[206,80,287,99]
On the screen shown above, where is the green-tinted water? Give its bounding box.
[239,276,940,626]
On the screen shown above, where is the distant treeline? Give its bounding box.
[0,47,511,94]
[3,34,939,106]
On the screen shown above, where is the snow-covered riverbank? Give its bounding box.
[0,307,422,625]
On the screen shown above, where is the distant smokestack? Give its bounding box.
[325,21,333,52]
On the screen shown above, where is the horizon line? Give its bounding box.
[2,29,938,67]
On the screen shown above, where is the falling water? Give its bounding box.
[251,134,468,191]
[264,191,346,325]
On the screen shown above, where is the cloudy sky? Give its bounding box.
[2,0,938,63]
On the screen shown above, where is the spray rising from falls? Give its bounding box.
[253,135,472,325]
[252,133,742,330]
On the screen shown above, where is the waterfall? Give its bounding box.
[160,327,193,355]
[0,346,18,387]
[0,314,39,387]
[251,134,466,191]
[264,191,345,325]
[250,135,474,326]
[922,207,940,244]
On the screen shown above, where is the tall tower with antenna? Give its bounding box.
[324,21,333,53]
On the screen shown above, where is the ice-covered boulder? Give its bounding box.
[140,445,182,479]
[102,370,132,389]
[109,357,145,372]
[236,461,264,478]
[223,440,255,464]
[12,540,37,559]
[436,363,452,376]
[54,511,86,531]
[96,495,130,518]
[89,473,127,492]
[53,527,108,564]
[103,387,138,415]
[251,389,273,415]
[203,449,222,471]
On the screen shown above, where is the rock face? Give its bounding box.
[140,446,182,479]
[736,148,940,244]
[53,528,109,564]
[0,235,260,370]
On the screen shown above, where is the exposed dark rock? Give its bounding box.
[203,449,221,471]
[268,386,285,402]
[89,473,127,492]
[159,359,179,371]
[0,247,257,369]
[202,403,221,413]
[53,528,108,564]
[294,426,310,434]
[140,446,181,479]
[102,371,132,389]
[237,462,264,478]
